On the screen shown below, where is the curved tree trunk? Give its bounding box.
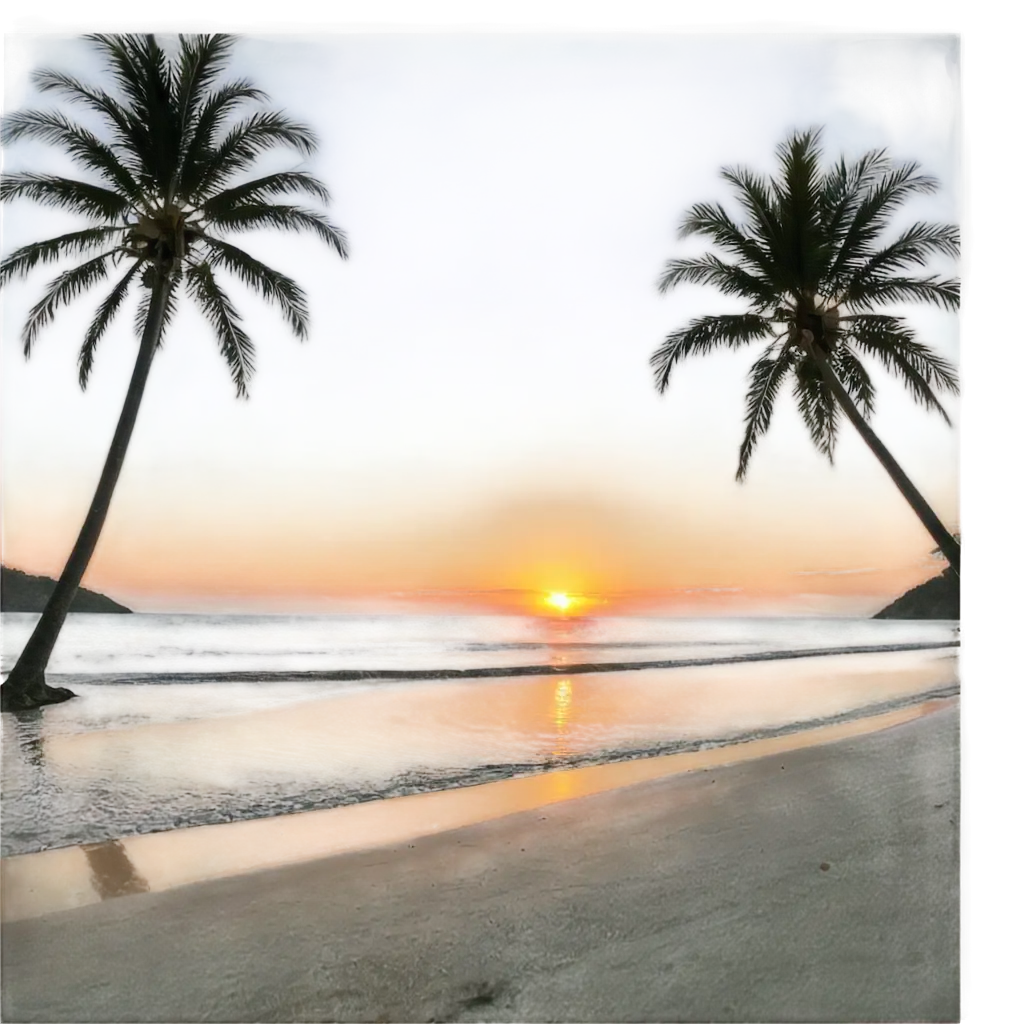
[802,333,961,577]
[1,268,174,713]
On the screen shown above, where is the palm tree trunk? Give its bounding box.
[802,336,961,577]
[1,268,174,713]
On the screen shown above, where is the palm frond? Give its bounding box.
[78,260,143,388]
[774,127,824,177]
[794,357,840,463]
[203,170,331,213]
[831,345,876,418]
[846,315,957,423]
[204,203,348,258]
[818,153,884,283]
[0,226,123,286]
[845,274,959,312]
[84,36,175,181]
[773,128,825,219]
[651,315,773,393]
[132,268,182,349]
[22,251,118,354]
[32,68,140,156]
[829,162,939,280]
[199,236,309,337]
[0,173,132,220]
[679,202,774,278]
[719,166,784,262]
[819,149,889,243]
[846,222,959,278]
[736,345,793,479]
[173,35,235,134]
[773,129,831,294]
[85,34,159,112]
[658,254,776,307]
[1,110,141,199]
[194,111,318,198]
[169,35,236,199]
[131,36,180,192]
[174,80,268,196]
[185,262,256,397]
[878,351,953,425]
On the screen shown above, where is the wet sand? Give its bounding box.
[1,704,958,1022]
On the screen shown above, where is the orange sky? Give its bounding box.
[3,463,954,616]
[0,34,959,617]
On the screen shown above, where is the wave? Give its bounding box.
[28,638,774,663]
[43,639,960,686]
[457,639,742,652]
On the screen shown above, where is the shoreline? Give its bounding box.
[4,695,955,916]
[2,644,959,859]
[2,679,959,870]
[2,702,959,1022]
[23,637,960,686]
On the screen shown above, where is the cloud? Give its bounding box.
[415,589,745,598]
[831,37,958,132]
[792,568,878,577]
[606,589,745,598]
[415,589,532,598]
[684,587,742,593]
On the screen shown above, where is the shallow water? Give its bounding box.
[2,647,958,856]
[2,611,956,681]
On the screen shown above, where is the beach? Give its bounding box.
[1,701,959,1023]
[0,22,971,1022]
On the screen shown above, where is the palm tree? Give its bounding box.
[1,34,347,711]
[932,533,961,561]
[933,536,962,577]
[651,128,960,575]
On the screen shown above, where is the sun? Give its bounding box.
[544,591,574,612]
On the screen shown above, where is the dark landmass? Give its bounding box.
[1,566,132,614]
[874,567,959,620]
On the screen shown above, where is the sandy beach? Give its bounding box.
[1,702,958,1023]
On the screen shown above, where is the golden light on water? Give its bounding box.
[551,677,575,758]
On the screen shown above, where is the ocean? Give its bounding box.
[1,612,959,857]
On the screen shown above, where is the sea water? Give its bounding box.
[1,613,959,856]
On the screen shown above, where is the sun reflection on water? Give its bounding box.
[551,677,574,758]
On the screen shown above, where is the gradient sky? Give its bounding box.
[1,14,963,615]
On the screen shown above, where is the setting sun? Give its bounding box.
[545,592,574,612]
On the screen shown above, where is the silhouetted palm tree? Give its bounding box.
[931,533,961,562]
[651,128,960,575]
[1,34,347,711]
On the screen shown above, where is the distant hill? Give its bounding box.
[874,567,958,620]
[1,566,132,614]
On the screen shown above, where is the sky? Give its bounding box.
[0,10,970,616]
